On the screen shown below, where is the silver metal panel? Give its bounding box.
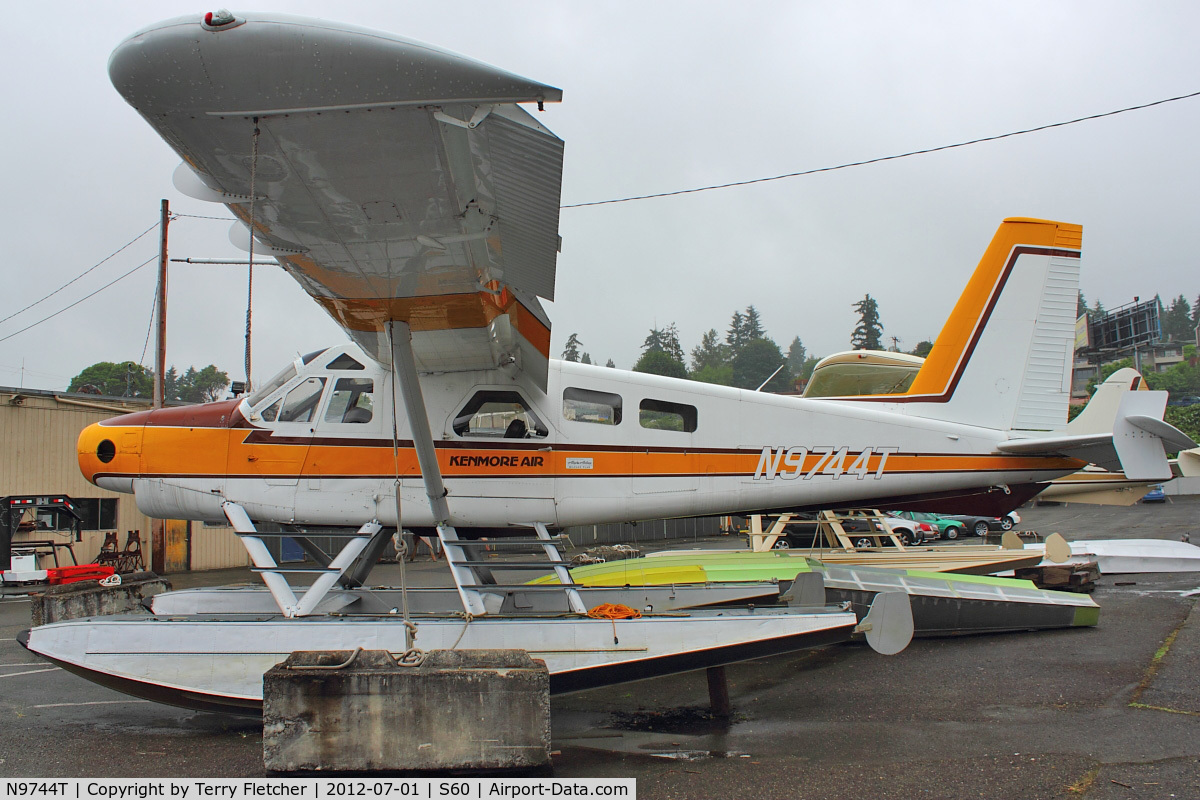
[1013,255,1079,431]
[485,109,565,301]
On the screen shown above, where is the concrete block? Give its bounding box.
[31,572,171,627]
[263,649,550,774]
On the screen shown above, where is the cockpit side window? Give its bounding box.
[453,391,548,439]
[278,377,327,423]
[325,378,374,424]
[259,398,281,423]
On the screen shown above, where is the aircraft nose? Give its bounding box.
[77,419,141,493]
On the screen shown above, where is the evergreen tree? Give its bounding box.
[174,365,230,403]
[580,353,592,365]
[642,328,665,354]
[786,336,807,376]
[1091,298,1106,318]
[732,338,791,391]
[1077,291,1087,317]
[640,324,686,376]
[725,306,766,356]
[725,311,746,351]
[605,358,616,369]
[661,323,684,365]
[690,364,734,386]
[691,328,730,373]
[851,294,884,351]
[562,333,583,362]
[742,305,765,340]
[633,350,687,379]
[1165,295,1193,341]
[163,366,180,401]
[68,361,228,401]
[909,340,934,358]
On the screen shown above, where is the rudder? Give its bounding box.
[902,218,1083,432]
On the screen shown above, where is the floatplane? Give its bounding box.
[21,12,1196,715]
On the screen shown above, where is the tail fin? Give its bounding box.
[998,368,1198,480]
[901,218,1082,431]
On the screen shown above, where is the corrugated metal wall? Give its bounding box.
[564,515,727,547]
[0,389,248,573]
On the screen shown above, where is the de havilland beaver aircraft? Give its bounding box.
[21,12,1196,714]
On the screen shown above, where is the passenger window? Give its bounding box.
[278,377,327,423]
[639,398,697,432]
[324,378,374,424]
[563,387,622,425]
[453,391,548,439]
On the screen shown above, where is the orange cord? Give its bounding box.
[586,603,642,620]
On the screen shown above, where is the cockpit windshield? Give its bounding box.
[245,362,299,408]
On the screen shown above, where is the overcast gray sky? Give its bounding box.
[2,1,1198,392]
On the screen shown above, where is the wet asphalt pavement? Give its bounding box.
[1,498,1198,798]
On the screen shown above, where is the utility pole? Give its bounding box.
[153,199,170,408]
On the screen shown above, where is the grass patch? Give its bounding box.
[1129,702,1200,717]
[1129,621,1185,705]
[1067,764,1100,794]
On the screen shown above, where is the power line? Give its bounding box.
[0,256,158,345]
[139,288,158,367]
[0,222,159,326]
[174,212,233,221]
[562,89,1200,208]
[0,363,73,382]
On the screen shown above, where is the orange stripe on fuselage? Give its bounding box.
[84,423,1085,482]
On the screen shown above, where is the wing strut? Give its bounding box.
[388,321,450,523]
[388,321,487,616]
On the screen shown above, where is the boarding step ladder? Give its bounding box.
[437,522,587,616]
[223,502,388,618]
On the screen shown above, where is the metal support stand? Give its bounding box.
[707,666,732,718]
[224,502,379,618]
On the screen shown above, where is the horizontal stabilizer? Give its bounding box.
[997,368,1195,480]
[997,432,1117,468]
[1126,415,1198,452]
[1113,392,1195,479]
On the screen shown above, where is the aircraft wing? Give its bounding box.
[110,13,563,389]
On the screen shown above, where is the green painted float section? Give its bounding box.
[531,551,1097,621]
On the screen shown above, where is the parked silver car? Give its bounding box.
[944,512,1020,537]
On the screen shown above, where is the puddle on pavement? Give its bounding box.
[645,749,748,761]
[607,707,741,735]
